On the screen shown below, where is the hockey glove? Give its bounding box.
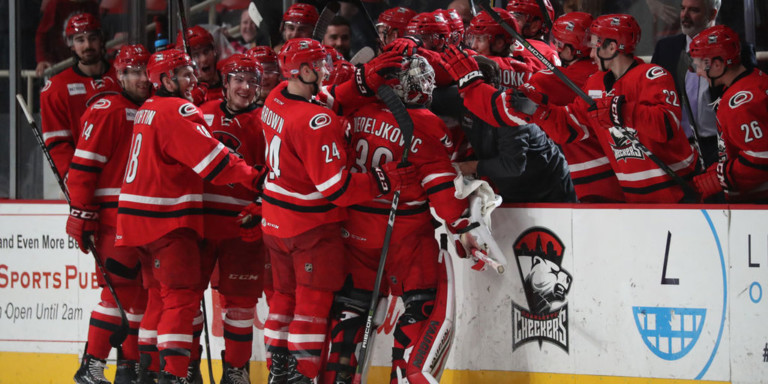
[66,206,99,253]
[371,161,421,197]
[517,84,551,121]
[248,164,268,194]
[384,36,423,56]
[237,201,262,242]
[190,82,210,106]
[693,162,727,201]
[440,45,483,92]
[354,51,404,97]
[591,95,627,129]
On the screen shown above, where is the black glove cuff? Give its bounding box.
[355,66,375,97]
[458,70,483,90]
[70,207,99,220]
[610,95,625,128]
[371,166,391,195]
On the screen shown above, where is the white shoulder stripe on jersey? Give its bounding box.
[119,193,203,206]
[202,193,252,206]
[94,188,121,197]
[615,153,695,182]
[264,180,325,201]
[744,150,768,159]
[193,142,226,175]
[422,172,455,186]
[74,149,108,163]
[568,156,610,172]
[315,169,343,193]
[42,130,72,141]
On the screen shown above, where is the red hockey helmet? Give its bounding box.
[689,25,741,67]
[218,53,261,78]
[323,45,345,63]
[114,44,150,73]
[466,8,519,46]
[587,14,641,54]
[282,3,319,26]
[439,9,465,46]
[551,12,593,57]
[247,45,279,75]
[278,38,331,79]
[376,7,417,37]
[405,12,451,51]
[324,60,355,86]
[64,12,101,39]
[147,49,196,89]
[506,0,555,33]
[176,25,214,50]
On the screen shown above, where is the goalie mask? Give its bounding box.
[393,54,435,106]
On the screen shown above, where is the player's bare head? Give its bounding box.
[587,14,641,71]
[506,0,554,39]
[552,12,593,64]
[405,12,451,52]
[465,9,518,56]
[689,25,740,84]
[377,7,417,46]
[148,49,198,101]
[240,9,258,44]
[177,26,218,84]
[279,38,331,95]
[247,46,280,101]
[65,13,104,65]
[393,54,435,106]
[220,54,261,110]
[115,44,151,101]
[281,3,318,41]
[681,0,720,38]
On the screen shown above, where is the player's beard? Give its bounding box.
[681,17,708,38]
[77,49,101,66]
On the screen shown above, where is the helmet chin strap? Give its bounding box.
[596,43,619,72]
[299,68,320,95]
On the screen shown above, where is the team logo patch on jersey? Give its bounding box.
[728,91,753,109]
[92,98,111,109]
[309,113,332,130]
[178,103,197,117]
[608,126,645,161]
[646,67,667,80]
[125,108,137,121]
[213,130,242,157]
[67,83,86,95]
[512,227,571,353]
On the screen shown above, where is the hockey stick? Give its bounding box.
[534,0,553,34]
[201,297,215,384]
[352,85,414,384]
[16,94,130,348]
[353,0,385,52]
[247,1,272,47]
[469,0,478,17]
[176,0,190,54]
[479,2,699,200]
[313,0,341,42]
[350,46,375,65]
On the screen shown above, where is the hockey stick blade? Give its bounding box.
[353,86,415,384]
[313,0,340,42]
[247,1,262,26]
[16,95,131,347]
[478,2,595,108]
[350,46,375,65]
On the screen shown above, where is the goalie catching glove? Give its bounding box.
[449,196,507,273]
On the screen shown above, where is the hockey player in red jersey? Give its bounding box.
[177,25,223,104]
[376,7,417,46]
[259,38,418,384]
[439,8,465,47]
[40,12,121,179]
[115,48,266,384]
[689,25,768,203]
[198,54,267,384]
[506,0,561,70]
[67,43,151,384]
[445,14,699,203]
[324,54,484,384]
[525,12,623,202]
[464,8,534,91]
[246,46,280,104]
[275,3,319,52]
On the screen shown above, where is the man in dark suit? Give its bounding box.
[652,0,720,168]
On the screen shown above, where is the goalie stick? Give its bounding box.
[478,2,699,201]
[313,0,341,42]
[16,94,130,348]
[352,85,414,384]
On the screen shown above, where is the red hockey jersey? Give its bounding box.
[67,93,141,226]
[40,64,121,178]
[490,55,535,91]
[513,39,561,72]
[260,83,381,238]
[200,100,265,239]
[116,96,262,246]
[526,59,624,202]
[344,102,467,248]
[715,69,768,202]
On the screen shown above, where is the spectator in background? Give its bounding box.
[322,15,351,59]
[231,8,259,53]
[652,0,721,168]
[35,0,99,76]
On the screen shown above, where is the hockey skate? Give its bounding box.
[186,359,203,384]
[74,353,110,384]
[157,371,191,384]
[135,353,158,384]
[114,359,139,384]
[267,353,292,384]
[221,360,250,384]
